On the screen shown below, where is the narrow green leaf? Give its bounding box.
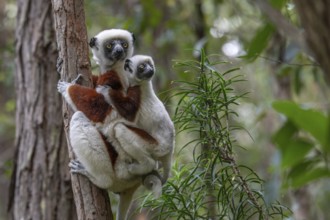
[244,23,275,60]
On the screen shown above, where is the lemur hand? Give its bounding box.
[95,85,113,105]
[57,80,71,94]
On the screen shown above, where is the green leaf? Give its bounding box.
[280,139,313,168]
[273,101,329,151]
[273,121,313,168]
[243,23,275,60]
[273,120,297,146]
[285,159,330,188]
[269,0,286,9]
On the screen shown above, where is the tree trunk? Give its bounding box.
[294,0,330,82]
[9,0,74,219]
[51,0,113,219]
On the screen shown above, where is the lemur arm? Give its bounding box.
[58,81,112,123]
[109,86,141,122]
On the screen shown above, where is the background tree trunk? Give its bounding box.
[51,0,113,219]
[290,2,330,219]
[294,0,330,82]
[9,0,74,219]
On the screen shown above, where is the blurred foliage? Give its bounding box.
[0,0,16,219]
[273,101,330,188]
[1,0,330,219]
[0,0,15,140]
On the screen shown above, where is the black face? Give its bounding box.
[136,61,154,80]
[103,39,129,62]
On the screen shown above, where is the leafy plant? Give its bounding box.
[140,51,288,219]
[273,101,330,188]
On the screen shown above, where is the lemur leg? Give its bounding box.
[113,123,156,175]
[117,184,139,220]
[69,111,114,189]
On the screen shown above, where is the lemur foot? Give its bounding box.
[57,80,71,94]
[69,159,86,174]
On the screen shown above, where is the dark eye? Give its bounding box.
[106,43,112,49]
[122,42,128,48]
[138,64,145,71]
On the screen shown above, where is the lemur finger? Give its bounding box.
[68,159,84,170]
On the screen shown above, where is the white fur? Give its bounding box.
[69,111,141,191]
[69,111,141,220]
[91,29,134,75]
[59,29,171,219]
[58,81,163,220]
[57,82,153,184]
[91,29,134,91]
[56,80,143,218]
[110,55,175,183]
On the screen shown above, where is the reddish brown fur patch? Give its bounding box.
[96,70,141,122]
[68,85,112,123]
[91,75,99,88]
[99,133,118,168]
[97,70,123,90]
[68,69,141,124]
[124,124,158,145]
[109,86,141,122]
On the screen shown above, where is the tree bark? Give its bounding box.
[51,0,113,219]
[9,0,74,219]
[294,0,330,82]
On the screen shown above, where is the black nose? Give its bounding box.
[145,69,154,79]
[138,69,154,80]
[113,48,124,59]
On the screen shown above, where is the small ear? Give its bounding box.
[131,33,136,43]
[124,59,133,73]
[89,37,98,49]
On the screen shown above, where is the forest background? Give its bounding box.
[0,0,330,219]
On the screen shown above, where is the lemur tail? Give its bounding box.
[160,153,173,184]
[142,170,162,198]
